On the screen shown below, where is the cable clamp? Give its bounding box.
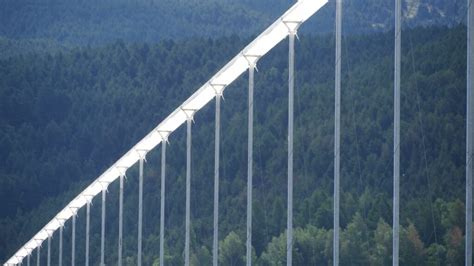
[242,53,261,70]
[156,130,171,144]
[180,107,197,122]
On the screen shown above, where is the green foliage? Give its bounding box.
[0,0,466,52]
[219,231,245,266]
[0,26,469,265]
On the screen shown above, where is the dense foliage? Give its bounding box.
[0,0,467,48]
[0,26,469,265]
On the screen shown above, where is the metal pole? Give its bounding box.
[71,214,75,266]
[47,236,51,266]
[213,95,221,266]
[138,157,144,266]
[466,0,473,265]
[85,202,90,266]
[101,189,106,266]
[334,0,342,265]
[59,226,63,266]
[393,0,401,265]
[27,254,30,266]
[160,142,166,266]
[119,174,124,266]
[185,118,192,266]
[287,31,296,266]
[36,246,40,266]
[247,64,255,266]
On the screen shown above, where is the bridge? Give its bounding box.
[3,0,474,265]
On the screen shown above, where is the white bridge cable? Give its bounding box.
[36,246,39,266]
[71,212,75,266]
[118,173,124,266]
[185,118,192,266]
[287,29,297,266]
[466,0,473,265]
[100,188,106,266]
[47,236,50,266]
[159,142,166,266]
[137,153,146,266]
[393,0,401,265]
[85,202,90,266]
[246,63,255,266]
[59,224,63,266]
[213,91,221,266]
[3,1,328,264]
[334,0,342,265]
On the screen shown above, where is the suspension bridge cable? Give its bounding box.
[287,29,296,266]
[407,27,439,246]
[334,0,342,265]
[100,188,106,266]
[247,62,255,266]
[213,90,221,266]
[36,246,39,266]
[466,0,473,264]
[47,236,50,266]
[393,0,401,265]
[160,142,166,266]
[342,20,371,250]
[185,118,192,266]
[85,201,90,266]
[138,152,146,266]
[118,173,124,266]
[59,225,63,266]
[71,213,75,266]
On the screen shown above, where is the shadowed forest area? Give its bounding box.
[0,24,469,264]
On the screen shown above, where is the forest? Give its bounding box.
[0,25,469,265]
[0,0,467,47]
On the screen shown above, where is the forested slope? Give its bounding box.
[0,0,467,47]
[0,26,468,265]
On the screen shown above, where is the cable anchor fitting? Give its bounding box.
[156,130,172,144]
[242,53,261,71]
[180,107,197,122]
[282,20,302,40]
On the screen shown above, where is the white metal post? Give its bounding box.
[59,225,63,266]
[71,214,75,266]
[138,156,144,266]
[160,142,167,266]
[185,118,192,266]
[36,246,40,266]
[247,64,255,266]
[85,201,90,266]
[118,174,124,266]
[394,0,401,265]
[287,31,296,266]
[47,237,51,266]
[101,189,106,266]
[213,93,221,266]
[466,0,473,265]
[334,0,342,265]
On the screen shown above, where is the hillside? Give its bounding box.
[0,25,468,264]
[0,0,467,48]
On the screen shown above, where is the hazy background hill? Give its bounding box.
[0,0,468,48]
